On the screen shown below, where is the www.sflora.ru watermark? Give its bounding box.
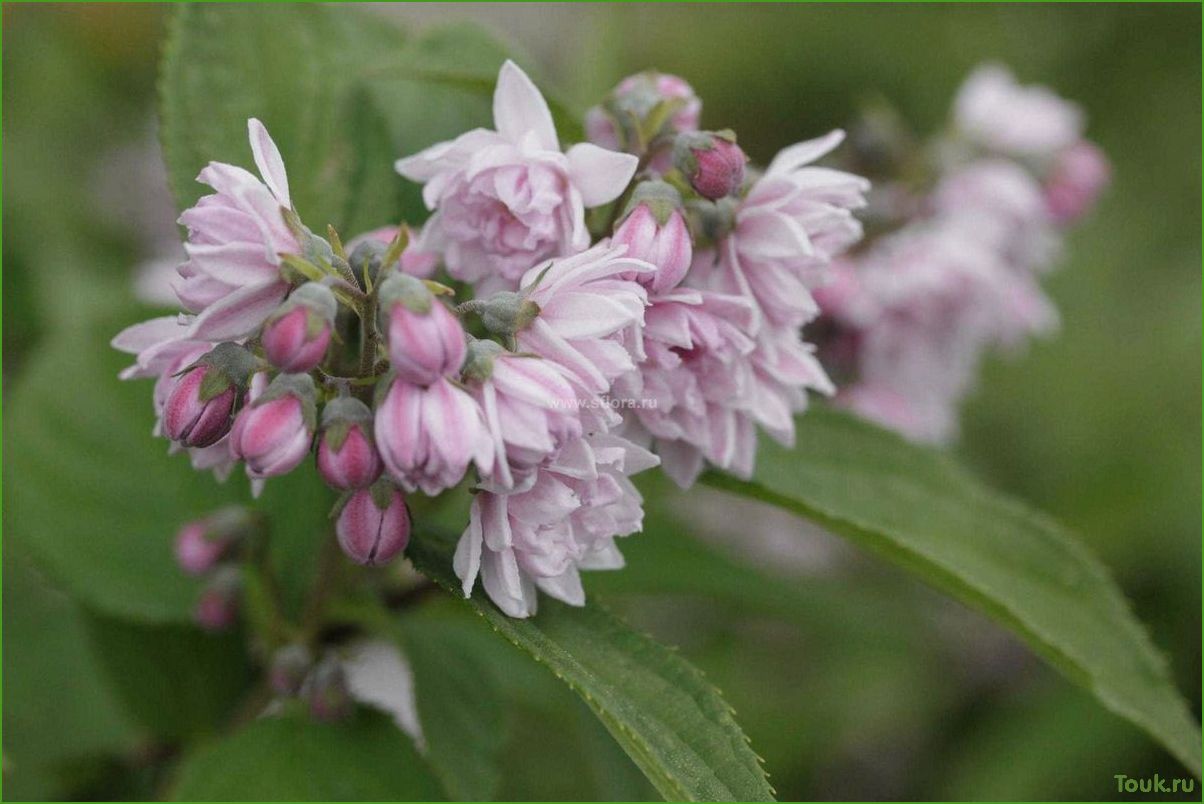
[548,397,659,410]
[1114,773,1196,795]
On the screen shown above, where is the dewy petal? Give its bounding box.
[247,118,291,206]
[566,143,639,207]
[493,60,558,151]
[766,129,846,177]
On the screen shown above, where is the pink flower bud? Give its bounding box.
[335,480,411,566]
[586,72,701,156]
[378,274,466,385]
[304,656,352,722]
[269,644,312,697]
[674,131,747,200]
[173,507,254,575]
[613,181,693,293]
[261,283,336,372]
[194,567,241,632]
[230,374,317,478]
[162,343,256,448]
[1044,141,1110,225]
[316,397,383,490]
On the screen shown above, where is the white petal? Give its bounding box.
[566,143,639,207]
[493,60,557,151]
[766,130,846,177]
[187,280,287,341]
[247,118,290,206]
[110,316,186,353]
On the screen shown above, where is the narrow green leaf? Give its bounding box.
[700,406,1202,776]
[407,533,776,802]
[170,707,445,801]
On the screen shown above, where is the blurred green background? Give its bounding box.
[3,4,1199,801]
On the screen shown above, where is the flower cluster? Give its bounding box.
[115,62,867,617]
[813,64,1109,443]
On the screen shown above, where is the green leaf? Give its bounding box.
[160,7,583,236]
[406,533,776,802]
[2,547,139,795]
[4,310,235,622]
[393,616,507,801]
[700,406,1202,776]
[83,612,252,740]
[170,707,445,801]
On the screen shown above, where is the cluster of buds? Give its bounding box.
[117,61,870,617]
[173,507,257,631]
[267,645,354,722]
[813,64,1109,443]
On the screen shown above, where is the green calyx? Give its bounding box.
[255,373,319,431]
[194,342,258,402]
[320,396,374,452]
[461,338,507,383]
[377,274,433,321]
[621,180,685,227]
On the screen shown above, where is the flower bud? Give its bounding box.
[457,291,541,338]
[162,343,256,448]
[174,506,254,575]
[613,181,693,293]
[377,274,466,385]
[269,644,312,697]
[335,479,411,566]
[587,72,701,156]
[194,566,241,632]
[674,131,747,200]
[1044,141,1110,224]
[261,283,336,372]
[316,397,383,490]
[304,655,352,722]
[230,373,317,478]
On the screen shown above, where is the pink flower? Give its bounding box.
[515,243,653,394]
[395,61,638,291]
[826,222,1057,444]
[453,433,658,618]
[229,374,317,479]
[932,159,1057,273]
[378,274,466,386]
[175,119,300,341]
[316,398,384,491]
[611,181,693,294]
[375,376,494,496]
[463,339,584,489]
[335,481,411,566]
[954,64,1084,158]
[703,130,869,329]
[261,283,336,372]
[1044,141,1111,224]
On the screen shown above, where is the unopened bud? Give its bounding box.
[269,644,313,697]
[587,72,701,156]
[162,343,255,448]
[174,506,254,575]
[335,479,411,566]
[674,131,747,200]
[261,283,336,372]
[194,566,241,632]
[460,338,505,383]
[316,397,383,490]
[230,373,317,479]
[458,291,541,338]
[613,181,693,293]
[1045,141,1110,224]
[378,274,466,385]
[304,655,352,722]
